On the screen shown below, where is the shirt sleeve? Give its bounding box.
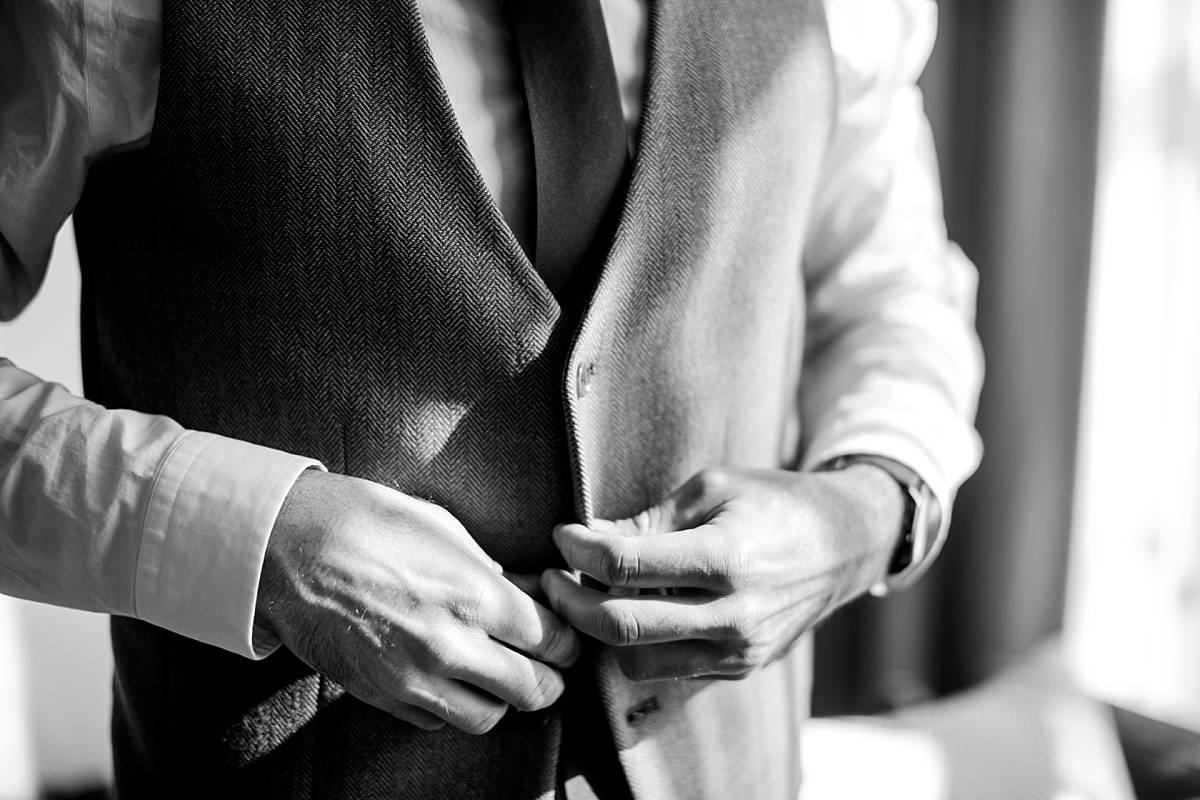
[0,1,319,659]
[0,0,159,319]
[799,0,984,525]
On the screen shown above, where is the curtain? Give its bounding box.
[813,0,1107,715]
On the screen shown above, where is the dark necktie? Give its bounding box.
[502,0,631,301]
[500,6,635,797]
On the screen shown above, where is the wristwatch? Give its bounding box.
[816,454,943,596]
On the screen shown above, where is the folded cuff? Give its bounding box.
[134,431,323,659]
[801,410,982,561]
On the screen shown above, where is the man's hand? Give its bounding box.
[256,471,580,733]
[541,466,903,682]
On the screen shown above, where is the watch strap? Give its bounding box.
[815,453,942,595]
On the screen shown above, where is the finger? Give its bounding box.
[614,641,756,682]
[541,568,728,646]
[484,581,581,668]
[385,703,448,731]
[504,571,547,602]
[553,522,730,590]
[448,638,565,712]
[405,680,511,736]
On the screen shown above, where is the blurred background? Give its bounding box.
[1,0,1198,798]
[809,0,1200,797]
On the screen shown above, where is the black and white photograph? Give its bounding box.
[0,0,1197,798]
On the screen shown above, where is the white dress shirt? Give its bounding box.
[0,0,983,659]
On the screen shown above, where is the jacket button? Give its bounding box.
[577,361,599,399]
[625,696,660,725]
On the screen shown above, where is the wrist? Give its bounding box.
[255,468,326,640]
[834,463,908,555]
[816,454,943,596]
[800,463,906,601]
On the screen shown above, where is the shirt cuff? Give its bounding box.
[800,416,980,554]
[134,431,324,659]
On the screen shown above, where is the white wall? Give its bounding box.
[0,598,36,800]
[0,220,114,792]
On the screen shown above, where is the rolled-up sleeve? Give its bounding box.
[0,363,322,657]
[0,1,321,659]
[800,0,984,523]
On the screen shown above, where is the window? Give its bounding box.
[1065,0,1200,731]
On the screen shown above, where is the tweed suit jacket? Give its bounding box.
[70,0,844,796]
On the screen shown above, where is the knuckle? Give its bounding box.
[695,467,731,497]
[715,538,752,585]
[719,598,758,644]
[463,703,508,735]
[731,642,771,675]
[507,670,545,711]
[597,605,641,646]
[450,582,489,625]
[539,619,572,662]
[510,689,540,714]
[598,540,639,587]
[428,692,457,725]
[526,667,562,709]
[536,619,561,655]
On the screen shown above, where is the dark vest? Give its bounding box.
[72,0,835,796]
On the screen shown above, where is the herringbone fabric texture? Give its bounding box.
[72,0,838,796]
[78,0,572,796]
